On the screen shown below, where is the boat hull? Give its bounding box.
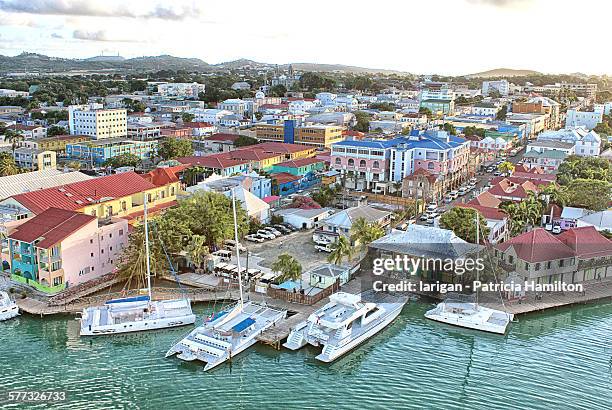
[0,304,19,321]
[80,313,196,336]
[316,302,405,363]
[424,304,513,335]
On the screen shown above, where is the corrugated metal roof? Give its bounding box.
[11,172,156,214]
[0,170,93,201]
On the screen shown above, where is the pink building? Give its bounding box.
[6,208,128,293]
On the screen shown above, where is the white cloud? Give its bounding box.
[0,0,204,20]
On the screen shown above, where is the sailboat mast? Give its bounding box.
[231,188,245,308]
[475,214,479,306]
[144,195,152,300]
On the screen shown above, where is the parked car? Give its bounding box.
[449,190,459,199]
[420,213,429,221]
[552,226,562,234]
[493,171,501,176]
[545,223,553,231]
[263,227,282,236]
[444,195,453,204]
[257,230,276,239]
[224,239,247,253]
[426,203,437,212]
[274,224,291,234]
[245,234,265,243]
[469,177,478,185]
[426,216,435,224]
[282,223,297,231]
[315,243,333,253]
[458,187,468,196]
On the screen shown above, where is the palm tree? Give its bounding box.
[327,236,354,266]
[272,253,303,288]
[498,161,515,175]
[542,183,569,207]
[187,235,209,270]
[350,217,370,248]
[4,129,24,156]
[0,152,19,176]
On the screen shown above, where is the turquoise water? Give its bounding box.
[1,301,611,409]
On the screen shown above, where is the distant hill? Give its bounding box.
[215,59,272,70]
[287,62,407,75]
[464,68,542,78]
[0,53,211,73]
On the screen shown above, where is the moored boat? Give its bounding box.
[0,291,19,321]
[283,291,407,362]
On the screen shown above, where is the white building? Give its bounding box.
[218,99,248,117]
[0,89,29,98]
[481,79,509,96]
[537,127,601,157]
[471,102,500,117]
[156,82,205,99]
[594,102,612,116]
[289,100,316,115]
[565,109,603,130]
[68,104,127,140]
[188,108,234,125]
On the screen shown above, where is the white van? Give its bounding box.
[224,239,246,253]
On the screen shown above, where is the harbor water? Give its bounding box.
[1,300,610,409]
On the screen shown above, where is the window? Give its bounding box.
[90,253,94,258]
[359,160,366,167]
[335,157,341,165]
[348,159,354,166]
[119,229,124,236]
[427,162,434,170]
[373,161,380,169]
[535,263,540,271]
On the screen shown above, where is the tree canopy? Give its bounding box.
[103,153,142,169]
[439,207,490,243]
[157,137,193,160]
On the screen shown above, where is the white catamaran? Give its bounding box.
[283,291,407,362]
[79,199,196,336]
[424,215,514,334]
[165,188,286,371]
[0,291,19,321]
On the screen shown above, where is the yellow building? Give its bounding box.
[12,148,57,171]
[2,171,179,224]
[37,135,91,153]
[254,123,345,148]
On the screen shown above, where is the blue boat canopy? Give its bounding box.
[232,317,256,332]
[106,295,150,304]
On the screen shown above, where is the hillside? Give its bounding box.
[0,53,211,73]
[287,62,408,75]
[465,68,542,78]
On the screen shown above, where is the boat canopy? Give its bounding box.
[106,295,150,304]
[232,317,256,332]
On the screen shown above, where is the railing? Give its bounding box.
[266,279,340,305]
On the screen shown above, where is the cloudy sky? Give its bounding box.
[0,0,609,75]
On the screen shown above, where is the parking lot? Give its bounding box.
[244,228,329,272]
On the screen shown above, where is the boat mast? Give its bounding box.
[144,195,152,300]
[231,188,244,308]
[475,214,479,306]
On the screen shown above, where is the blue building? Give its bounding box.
[65,138,158,166]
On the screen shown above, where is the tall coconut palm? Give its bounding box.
[327,236,354,266]
[542,183,569,207]
[272,253,303,288]
[187,234,209,269]
[0,152,19,176]
[4,129,24,156]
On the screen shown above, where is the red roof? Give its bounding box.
[177,155,249,169]
[468,191,502,208]
[254,142,312,154]
[183,122,214,128]
[144,165,188,187]
[124,200,178,220]
[9,208,96,248]
[206,133,241,142]
[456,203,507,221]
[488,178,538,199]
[271,172,301,184]
[510,172,556,183]
[496,228,576,263]
[404,168,438,183]
[557,226,612,258]
[262,195,280,204]
[12,172,157,214]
